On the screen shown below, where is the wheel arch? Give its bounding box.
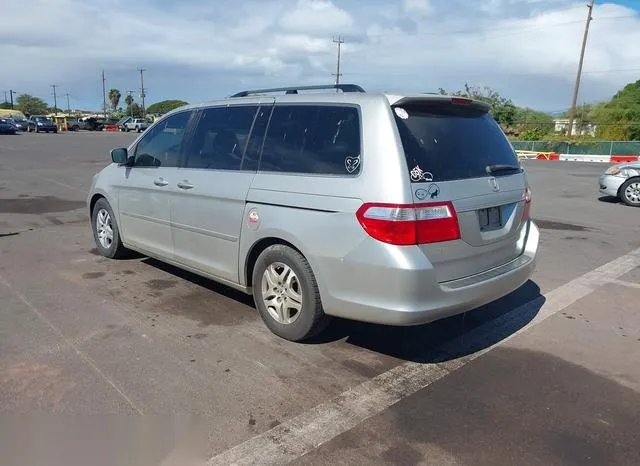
[244,237,306,288]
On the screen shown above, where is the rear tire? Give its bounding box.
[91,198,129,259]
[620,178,640,207]
[252,245,329,341]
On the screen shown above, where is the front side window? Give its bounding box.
[133,111,192,167]
[259,105,361,176]
[184,105,258,170]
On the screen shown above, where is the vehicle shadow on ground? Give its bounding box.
[598,195,620,205]
[307,280,545,363]
[139,255,543,364]
[141,257,255,307]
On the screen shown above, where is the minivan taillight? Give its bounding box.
[356,202,461,245]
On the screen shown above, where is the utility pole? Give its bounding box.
[332,36,344,88]
[9,90,16,109]
[65,93,71,114]
[51,84,59,114]
[138,68,146,118]
[566,0,595,137]
[102,69,107,118]
[3,91,7,104]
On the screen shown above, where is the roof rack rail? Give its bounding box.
[229,84,366,98]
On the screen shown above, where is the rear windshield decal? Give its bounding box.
[410,165,434,182]
[394,107,409,120]
[345,154,360,174]
[427,183,440,199]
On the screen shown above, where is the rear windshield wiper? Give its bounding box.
[486,164,521,175]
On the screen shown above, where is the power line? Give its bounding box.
[364,13,636,39]
[567,0,595,137]
[51,84,59,114]
[101,69,107,118]
[332,36,344,87]
[138,68,146,117]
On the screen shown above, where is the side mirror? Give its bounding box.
[111,148,129,164]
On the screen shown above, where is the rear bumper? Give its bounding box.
[319,220,539,326]
[599,174,624,198]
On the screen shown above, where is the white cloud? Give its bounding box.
[278,0,354,34]
[403,0,433,16]
[0,0,638,111]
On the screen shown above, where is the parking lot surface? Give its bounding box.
[1,132,639,465]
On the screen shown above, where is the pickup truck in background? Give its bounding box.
[123,118,150,132]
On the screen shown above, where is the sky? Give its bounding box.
[1,0,639,113]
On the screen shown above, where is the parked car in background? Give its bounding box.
[88,83,539,342]
[9,117,29,131]
[27,115,58,133]
[124,118,150,132]
[0,118,17,134]
[66,118,81,131]
[599,162,640,207]
[116,116,132,131]
[79,117,104,131]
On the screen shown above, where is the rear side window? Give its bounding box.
[393,103,519,182]
[260,105,361,176]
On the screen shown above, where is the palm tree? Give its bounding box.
[108,89,121,112]
[125,94,134,116]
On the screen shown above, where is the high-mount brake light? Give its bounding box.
[356,202,461,245]
[451,97,472,105]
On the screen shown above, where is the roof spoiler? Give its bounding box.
[394,96,490,113]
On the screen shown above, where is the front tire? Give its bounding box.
[91,198,129,259]
[620,178,640,207]
[252,245,329,341]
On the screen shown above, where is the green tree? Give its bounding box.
[124,94,134,115]
[16,94,49,115]
[0,101,12,109]
[108,89,121,112]
[514,107,555,135]
[130,103,143,118]
[146,99,189,115]
[591,80,640,141]
[442,83,517,126]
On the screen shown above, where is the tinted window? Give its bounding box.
[260,105,361,175]
[393,103,520,182]
[185,105,258,170]
[134,110,192,167]
[241,105,272,172]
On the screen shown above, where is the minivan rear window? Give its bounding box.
[393,102,520,182]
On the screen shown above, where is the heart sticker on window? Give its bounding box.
[345,155,360,174]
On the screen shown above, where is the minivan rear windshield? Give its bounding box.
[393,102,520,182]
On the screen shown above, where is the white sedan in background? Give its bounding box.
[599,162,640,207]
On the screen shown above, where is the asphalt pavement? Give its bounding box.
[0,131,639,466]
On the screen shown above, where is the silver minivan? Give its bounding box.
[88,84,539,341]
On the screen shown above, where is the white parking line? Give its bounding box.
[0,273,143,415]
[207,247,640,466]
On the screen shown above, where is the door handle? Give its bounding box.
[153,177,169,187]
[177,180,194,190]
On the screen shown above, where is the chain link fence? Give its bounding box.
[511,141,640,156]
